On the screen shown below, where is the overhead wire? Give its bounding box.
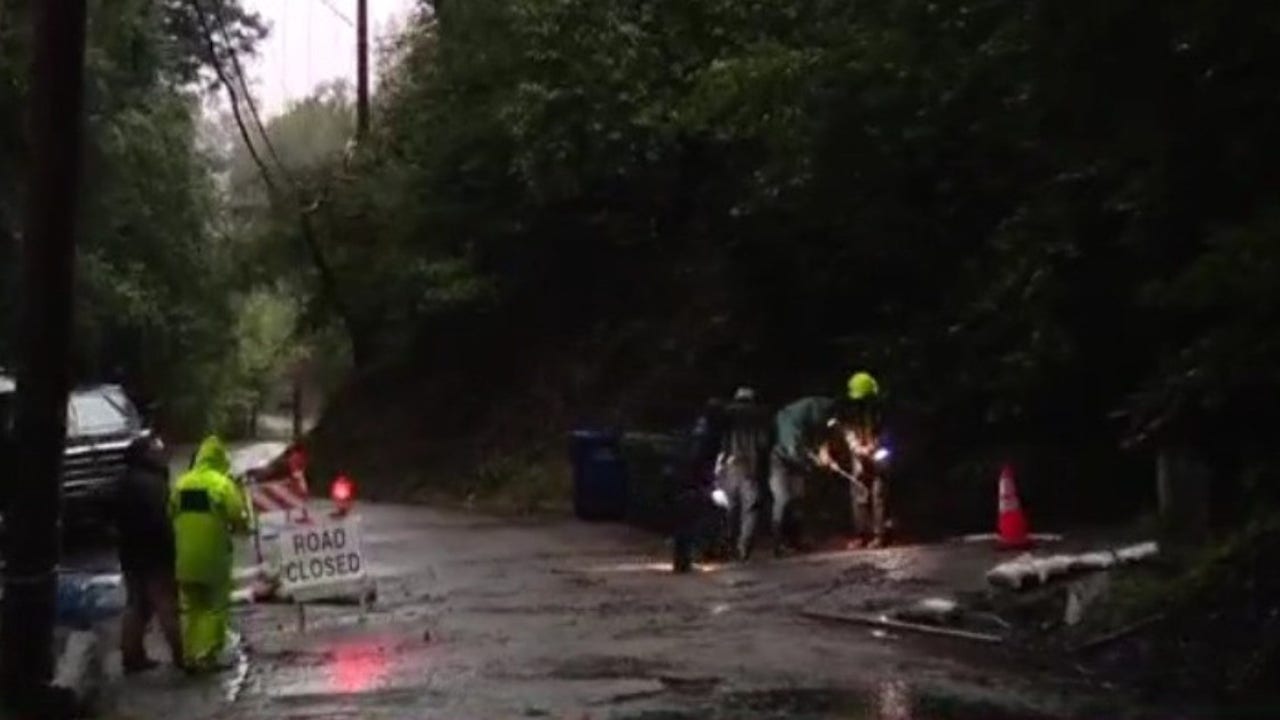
[210,0,294,187]
[189,0,279,196]
[317,0,355,28]
[189,0,358,357]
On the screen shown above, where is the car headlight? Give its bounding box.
[872,447,891,464]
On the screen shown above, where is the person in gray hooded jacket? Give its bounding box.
[715,387,773,561]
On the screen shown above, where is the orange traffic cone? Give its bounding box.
[997,464,1031,549]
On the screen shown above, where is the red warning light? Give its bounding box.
[330,474,356,516]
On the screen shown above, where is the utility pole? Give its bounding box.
[1,1,89,716]
[356,0,369,139]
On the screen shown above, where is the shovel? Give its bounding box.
[810,453,870,503]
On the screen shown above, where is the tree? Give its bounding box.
[1,0,266,433]
[293,0,1280,527]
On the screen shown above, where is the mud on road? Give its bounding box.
[108,503,1140,719]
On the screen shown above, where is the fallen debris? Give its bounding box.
[986,541,1159,591]
[1071,614,1165,653]
[800,609,1004,644]
[230,576,279,605]
[1064,573,1112,626]
[892,597,960,625]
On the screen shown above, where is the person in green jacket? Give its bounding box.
[769,395,839,555]
[170,435,249,672]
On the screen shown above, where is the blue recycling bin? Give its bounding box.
[570,430,628,521]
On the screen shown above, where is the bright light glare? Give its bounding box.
[332,478,354,502]
[711,489,730,508]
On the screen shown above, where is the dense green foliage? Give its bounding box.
[294,0,1280,526]
[2,0,1277,513]
[0,0,271,435]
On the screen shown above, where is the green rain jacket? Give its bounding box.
[774,396,837,464]
[170,436,249,585]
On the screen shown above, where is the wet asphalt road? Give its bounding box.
[96,497,1132,720]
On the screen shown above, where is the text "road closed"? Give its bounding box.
[280,523,366,589]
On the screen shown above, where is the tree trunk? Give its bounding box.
[1156,448,1211,561]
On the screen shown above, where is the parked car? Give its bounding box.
[0,372,157,531]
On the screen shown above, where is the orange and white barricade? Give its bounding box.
[250,475,311,523]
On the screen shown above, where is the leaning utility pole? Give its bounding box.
[356,0,369,139]
[1,1,89,714]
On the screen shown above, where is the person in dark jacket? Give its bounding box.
[672,397,725,573]
[716,387,772,561]
[768,395,840,555]
[115,435,182,673]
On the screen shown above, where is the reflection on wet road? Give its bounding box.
[878,677,913,720]
[330,640,392,695]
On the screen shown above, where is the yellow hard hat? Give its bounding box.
[847,372,879,400]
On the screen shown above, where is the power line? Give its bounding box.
[189,0,364,368]
[210,0,293,186]
[189,0,279,196]
[317,0,354,28]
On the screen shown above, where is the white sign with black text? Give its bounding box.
[277,517,367,598]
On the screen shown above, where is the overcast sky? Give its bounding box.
[242,0,416,117]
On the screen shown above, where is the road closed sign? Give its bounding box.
[277,517,367,598]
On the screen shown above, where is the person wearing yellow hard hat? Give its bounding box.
[843,371,888,548]
[846,371,882,441]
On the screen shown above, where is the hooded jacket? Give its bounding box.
[170,436,248,585]
[720,399,773,482]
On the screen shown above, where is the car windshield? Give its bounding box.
[68,392,131,436]
[98,386,141,425]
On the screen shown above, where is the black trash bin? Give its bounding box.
[570,430,628,521]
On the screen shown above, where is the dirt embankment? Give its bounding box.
[971,516,1280,716]
[1078,516,1280,712]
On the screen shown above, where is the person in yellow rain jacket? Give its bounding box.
[170,435,249,672]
